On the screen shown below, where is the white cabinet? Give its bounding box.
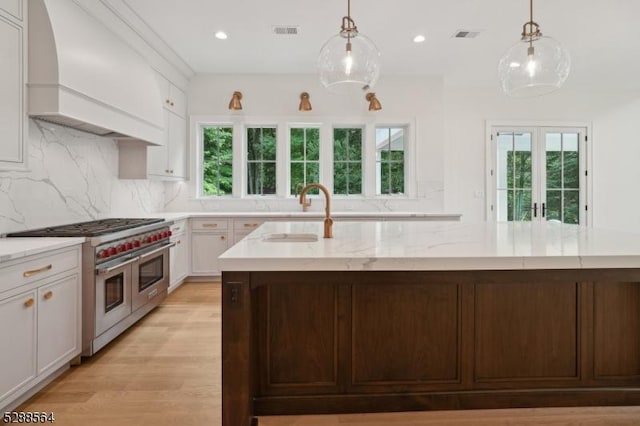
[233,219,265,245]
[147,72,187,180]
[0,0,26,170]
[37,275,80,374]
[0,245,81,411]
[0,290,36,406]
[169,219,188,291]
[190,219,230,276]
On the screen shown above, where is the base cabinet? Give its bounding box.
[37,275,80,374]
[169,220,188,291]
[0,245,81,411]
[222,269,640,425]
[0,290,36,404]
[190,219,229,276]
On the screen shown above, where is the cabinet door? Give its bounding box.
[0,13,24,169]
[0,0,22,20]
[147,109,170,177]
[170,234,188,288]
[37,275,81,374]
[168,83,186,118]
[191,232,229,275]
[0,290,36,402]
[167,111,186,178]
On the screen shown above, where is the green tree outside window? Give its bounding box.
[202,126,233,196]
[333,128,362,195]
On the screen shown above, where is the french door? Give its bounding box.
[489,126,588,224]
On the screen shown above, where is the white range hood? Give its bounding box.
[28,0,164,145]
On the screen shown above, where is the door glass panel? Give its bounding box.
[105,273,124,312]
[139,257,163,292]
[545,132,580,224]
[496,132,532,221]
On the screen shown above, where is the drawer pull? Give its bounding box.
[243,223,259,228]
[24,298,34,308]
[173,227,181,232]
[202,223,218,228]
[221,235,226,240]
[43,291,53,300]
[23,264,52,278]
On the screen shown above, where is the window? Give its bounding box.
[376,127,405,195]
[290,127,320,194]
[333,128,363,195]
[202,126,233,196]
[247,127,276,195]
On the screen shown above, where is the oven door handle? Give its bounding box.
[96,256,140,275]
[138,242,175,261]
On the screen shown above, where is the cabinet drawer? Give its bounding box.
[170,219,187,235]
[234,219,265,231]
[191,218,229,231]
[0,247,80,295]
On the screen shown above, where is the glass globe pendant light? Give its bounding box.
[317,0,381,95]
[498,0,570,97]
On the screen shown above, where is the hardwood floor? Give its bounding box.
[19,282,640,425]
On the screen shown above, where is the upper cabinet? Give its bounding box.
[0,0,26,170]
[147,72,188,180]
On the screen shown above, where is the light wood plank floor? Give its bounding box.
[20,282,640,425]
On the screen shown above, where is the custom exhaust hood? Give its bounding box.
[28,0,164,145]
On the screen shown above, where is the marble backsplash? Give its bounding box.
[0,120,165,235]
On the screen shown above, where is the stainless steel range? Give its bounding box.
[7,218,174,357]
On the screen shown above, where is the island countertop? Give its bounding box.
[218,220,640,271]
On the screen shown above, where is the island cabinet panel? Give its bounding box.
[255,281,341,395]
[350,282,461,389]
[474,281,579,384]
[593,281,640,380]
[222,270,640,425]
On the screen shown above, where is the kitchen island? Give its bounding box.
[219,221,640,426]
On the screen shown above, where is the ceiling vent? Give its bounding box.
[272,25,299,35]
[453,30,481,38]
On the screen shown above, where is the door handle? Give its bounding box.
[542,202,546,218]
[532,202,538,217]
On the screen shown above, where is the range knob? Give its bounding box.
[126,242,133,250]
[99,250,109,259]
[108,247,117,256]
[146,236,154,243]
[117,245,125,253]
[134,240,141,248]
[168,230,173,237]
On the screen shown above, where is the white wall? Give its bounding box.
[591,96,640,232]
[0,120,165,235]
[164,73,447,214]
[443,85,640,228]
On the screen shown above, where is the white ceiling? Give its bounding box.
[122,0,640,90]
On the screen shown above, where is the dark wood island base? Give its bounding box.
[222,270,640,426]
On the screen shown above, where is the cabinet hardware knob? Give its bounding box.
[170,102,174,106]
[176,240,181,245]
[166,99,170,104]
[43,291,53,300]
[24,298,34,308]
[221,236,226,240]
[23,264,52,278]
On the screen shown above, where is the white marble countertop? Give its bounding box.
[0,237,86,263]
[146,211,462,222]
[218,221,640,271]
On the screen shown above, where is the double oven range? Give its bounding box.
[8,218,174,357]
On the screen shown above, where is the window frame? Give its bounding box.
[192,115,416,201]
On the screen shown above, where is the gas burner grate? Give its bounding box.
[7,218,165,237]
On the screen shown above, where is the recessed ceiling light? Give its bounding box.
[413,34,426,43]
[215,31,228,40]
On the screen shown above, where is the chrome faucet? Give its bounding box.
[299,183,333,238]
[294,182,312,212]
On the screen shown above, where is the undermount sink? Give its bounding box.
[263,233,319,242]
